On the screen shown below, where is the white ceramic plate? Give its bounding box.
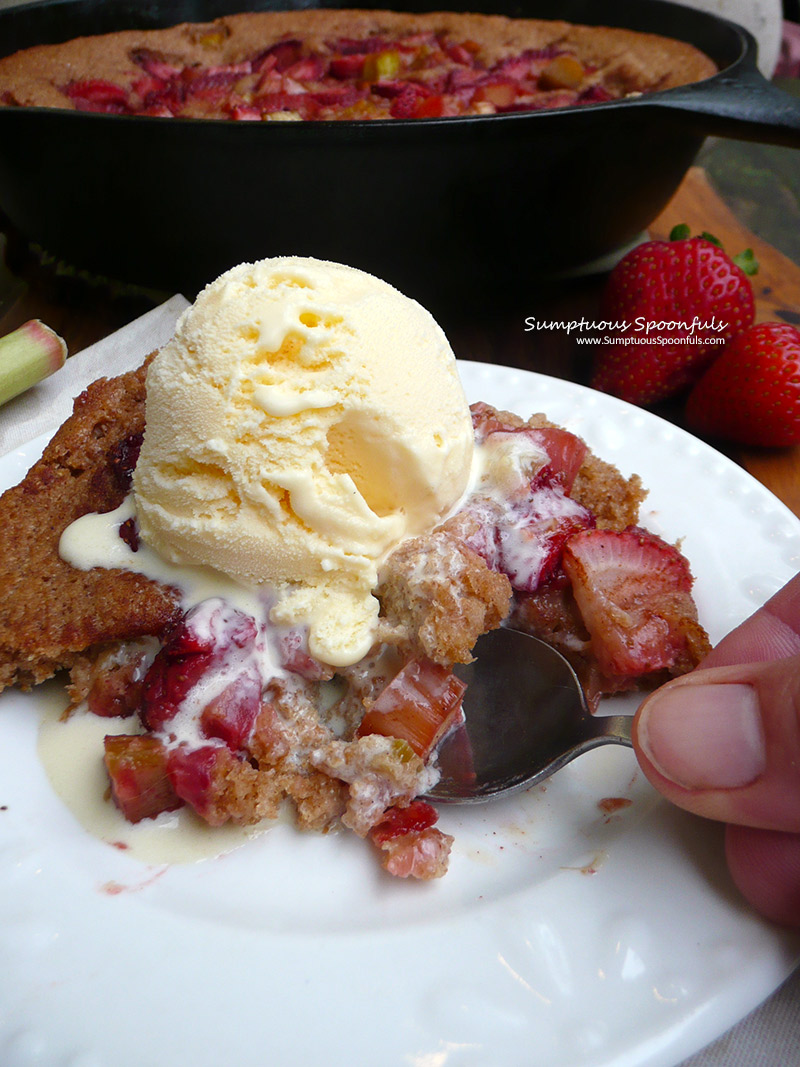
[1,362,799,1067]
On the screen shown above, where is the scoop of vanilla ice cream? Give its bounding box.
[133,257,474,666]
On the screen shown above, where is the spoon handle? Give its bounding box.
[589,714,634,748]
[552,714,633,779]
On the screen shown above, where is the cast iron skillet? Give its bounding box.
[0,0,798,311]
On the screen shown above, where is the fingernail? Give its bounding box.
[638,683,766,789]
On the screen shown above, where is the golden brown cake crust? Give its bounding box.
[376,526,512,665]
[0,361,181,693]
[0,8,716,112]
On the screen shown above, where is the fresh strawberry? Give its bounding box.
[590,230,756,405]
[685,322,800,447]
[562,526,705,680]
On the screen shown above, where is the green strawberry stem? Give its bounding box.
[0,319,67,406]
[732,247,759,276]
[669,223,691,241]
[668,222,759,276]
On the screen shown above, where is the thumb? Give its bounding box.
[633,655,800,831]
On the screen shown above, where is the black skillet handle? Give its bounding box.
[650,56,800,150]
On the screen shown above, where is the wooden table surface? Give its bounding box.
[2,164,800,523]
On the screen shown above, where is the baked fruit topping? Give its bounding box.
[0,371,710,880]
[0,9,717,122]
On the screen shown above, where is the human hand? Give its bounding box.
[632,573,800,927]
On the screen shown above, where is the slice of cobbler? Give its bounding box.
[0,369,709,880]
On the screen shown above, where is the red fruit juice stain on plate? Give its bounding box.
[99,867,167,895]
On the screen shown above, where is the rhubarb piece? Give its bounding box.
[474,81,518,108]
[0,320,66,406]
[539,54,585,90]
[363,48,402,80]
[104,733,183,823]
[369,800,453,879]
[356,659,466,759]
[374,825,454,878]
[562,526,710,679]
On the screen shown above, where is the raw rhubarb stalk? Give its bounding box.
[0,319,67,406]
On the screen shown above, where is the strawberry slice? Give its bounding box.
[64,79,131,113]
[283,56,326,81]
[497,489,594,592]
[470,405,589,489]
[562,526,698,678]
[329,54,367,78]
[460,414,595,591]
[257,39,303,73]
[140,600,258,732]
[368,798,437,841]
[413,94,445,118]
[131,49,183,80]
[104,734,183,823]
[356,659,466,759]
[165,743,241,826]
[528,428,588,491]
[311,86,366,108]
[64,79,129,105]
[445,41,478,65]
[369,800,453,879]
[198,667,262,751]
[389,82,432,118]
[253,91,317,116]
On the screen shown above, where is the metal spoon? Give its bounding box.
[427,627,634,803]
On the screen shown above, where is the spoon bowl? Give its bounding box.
[427,627,634,803]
